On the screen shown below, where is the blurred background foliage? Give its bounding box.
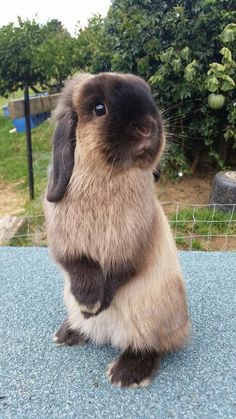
[0,0,235,177]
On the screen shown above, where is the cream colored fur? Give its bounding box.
[44,73,190,354]
[45,163,190,352]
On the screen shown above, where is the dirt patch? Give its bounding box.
[173,234,236,252]
[0,180,26,217]
[204,236,236,251]
[157,170,214,214]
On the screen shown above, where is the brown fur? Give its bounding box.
[107,347,159,387]
[44,72,190,387]
[53,319,88,346]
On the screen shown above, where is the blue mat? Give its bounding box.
[0,248,235,419]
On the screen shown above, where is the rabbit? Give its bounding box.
[44,72,190,388]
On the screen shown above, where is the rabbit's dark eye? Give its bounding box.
[94,103,106,117]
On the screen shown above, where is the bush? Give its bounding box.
[80,0,236,175]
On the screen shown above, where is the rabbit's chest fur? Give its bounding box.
[45,167,156,267]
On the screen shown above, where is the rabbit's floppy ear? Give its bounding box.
[46,74,93,202]
[46,110,78,202]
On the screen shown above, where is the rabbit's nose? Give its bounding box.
[136,127,151,137]
[133,116,157,137]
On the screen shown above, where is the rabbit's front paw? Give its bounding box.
[64,254,105,317]
[74,286,104,317]
[79,301,102,317]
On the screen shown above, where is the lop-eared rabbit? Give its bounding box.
[44,73,190,388]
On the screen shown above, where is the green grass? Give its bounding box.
[190,239,205,251]
[0,91,53,246]
[0,90,52,245]
[0,102,53,246]
[171,207,236,250]
[0,114,53,215]
[171,207,236,234]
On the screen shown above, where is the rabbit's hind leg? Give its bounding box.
[107,347,160,388]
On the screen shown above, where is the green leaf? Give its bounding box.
[160,48,174,63]
[206,75,219,92]
[224,129,235,141]
[184,60,197,82]
[173,58,181,73]
[181,47,190,61]
[221,24,236,43]
[221,75,235,91]
[209,62,225,72]
[220,47,232,62]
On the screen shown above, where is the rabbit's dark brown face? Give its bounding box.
[74,73,164,169]
[47,73,164,202]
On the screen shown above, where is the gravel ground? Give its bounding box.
[0,247,235,419]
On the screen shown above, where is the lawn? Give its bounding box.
[0,107,53,246]
[0,104,53,217]
[171,206,236,250]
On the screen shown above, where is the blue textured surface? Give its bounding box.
[0,247,235,419]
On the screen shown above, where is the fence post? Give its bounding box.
[24,86,34,200]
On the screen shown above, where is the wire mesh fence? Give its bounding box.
[0,203,235,251]
[0,215,46,247]
[162,202,236,251]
